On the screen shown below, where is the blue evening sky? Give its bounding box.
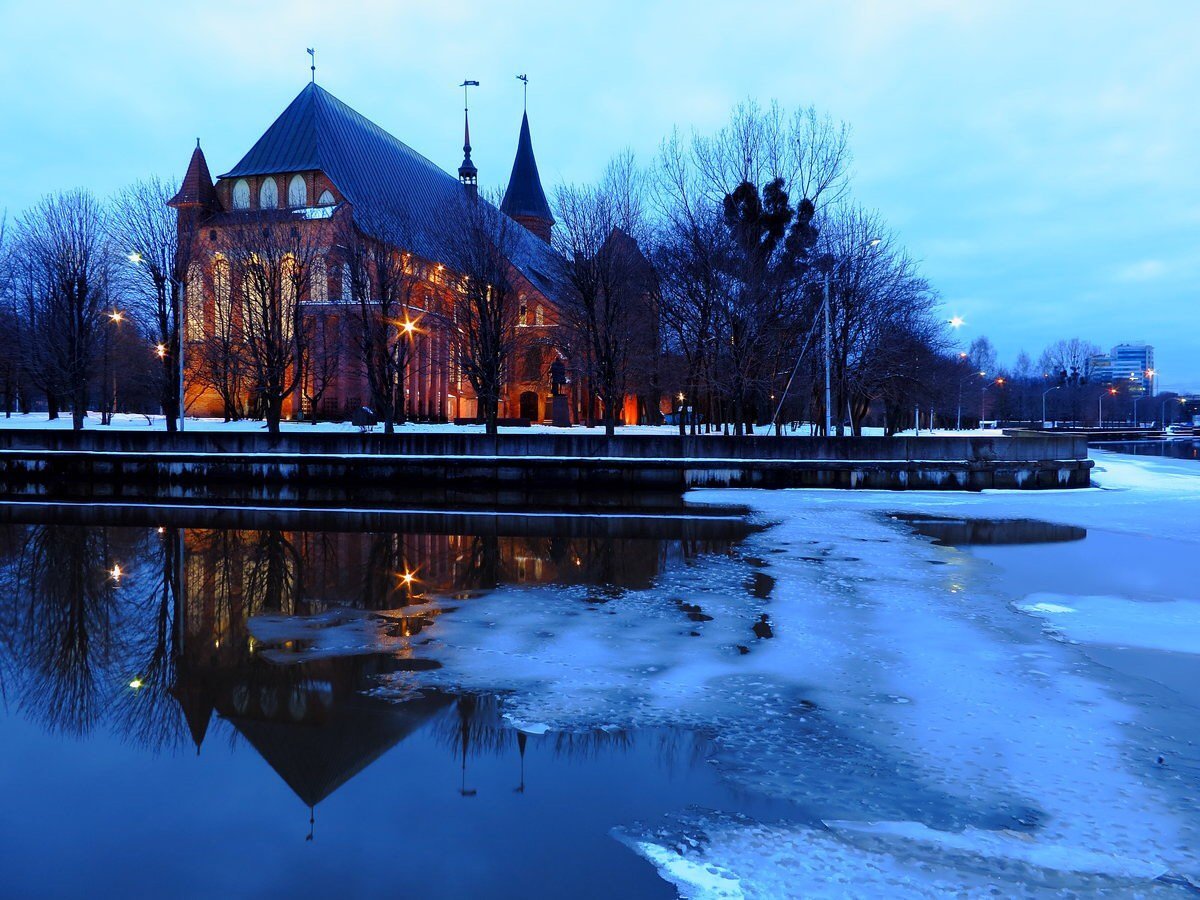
[2,1,1196,388]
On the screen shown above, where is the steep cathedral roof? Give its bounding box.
[218,82,562,298]
[500,112,555,226]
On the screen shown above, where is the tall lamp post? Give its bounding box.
[771,238,881,435]
[128,252,185,433]
[980,377,1004,428]
[1042,384,1060,427]
[1099,387,1116,426]
[102,310,124,425]
[957,369,985,431]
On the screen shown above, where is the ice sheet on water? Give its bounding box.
[1016,593,1200,654]
[617,812,1184,899]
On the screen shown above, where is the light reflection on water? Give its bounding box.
[0,508,782,899]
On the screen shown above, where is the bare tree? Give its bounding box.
[110,178,195,431]
[554,153,657,436]
[220,214,321,437]
[335,208,422,432]
[438,191,524,435]
[14,190,112,430]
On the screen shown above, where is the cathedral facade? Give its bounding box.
[169,81,578,424]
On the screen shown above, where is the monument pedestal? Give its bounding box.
[551,394,572,427]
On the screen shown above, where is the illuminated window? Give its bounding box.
[519,303,528,326]
[212,256,232,332]
[259,178,279,209]
[535,305,544,326]
[232,179,250,209]
[317,189,335,206]
[287,174,307,208]
[310,257,328,302]
[185,265,204,341]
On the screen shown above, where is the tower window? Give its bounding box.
[232,179,250,209]
[317,190,335,206]
[535,305,544,326]
[260,178,279,209]
[288,174,307,208]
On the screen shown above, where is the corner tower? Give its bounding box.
[500,111,554,242]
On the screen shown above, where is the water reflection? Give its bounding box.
[0,514,742,818]
[892,513,1087,546]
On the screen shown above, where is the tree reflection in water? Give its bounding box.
[0,518,738,810]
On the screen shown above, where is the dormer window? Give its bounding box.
[260,178,279,209]
[232,179,250,209]
[288,174,307,208]
[317,190,335,206]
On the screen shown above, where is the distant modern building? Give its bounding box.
[1109,343,1155,395]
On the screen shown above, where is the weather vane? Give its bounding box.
[517,73,528,110]
[307,48,316,83]
[460,78,480,112]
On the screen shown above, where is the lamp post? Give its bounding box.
[103,310,124,425]
[1042,385,1060,428]
[770,238,881,435]
[980,377,1004,428]
[128,252,185,433]
[1099,387,1116,426]
[957,370,985,431]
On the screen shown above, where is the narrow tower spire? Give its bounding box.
[458,79,480,195]
[307,48,316,83]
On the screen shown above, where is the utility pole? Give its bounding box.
[823,272,832,436]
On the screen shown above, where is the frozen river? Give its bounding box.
[0,451,1196,897]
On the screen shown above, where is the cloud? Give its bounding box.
[1114,260,1167,283]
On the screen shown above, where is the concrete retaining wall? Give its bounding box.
[0,430,1092,494]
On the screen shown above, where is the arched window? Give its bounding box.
[185,265,205,342]
[232,179,250,209]
[519,302,528,326]
[288,174,307,208]
[259,178,279,209]
[535,304,545,326]
[317,189,335,206]
[281,255,298,342]
[310,258,328,302]
[341,265,353,303]
[212,256,232,333]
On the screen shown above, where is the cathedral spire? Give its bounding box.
[168,141,218,211]
[501,104,554,243]
[458,79,479,195]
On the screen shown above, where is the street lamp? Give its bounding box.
[128,251,185,433]
[1042,384,1060,428]
[957,370,985,430]
[980,377,1004,428]
[772,238,882,434]
[102,310,125,425]
[1099,387,1116,426]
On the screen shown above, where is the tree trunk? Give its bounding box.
[265,397,283,438]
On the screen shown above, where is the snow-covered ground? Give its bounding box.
[0,411,1005,438]
[339,450,1195,897]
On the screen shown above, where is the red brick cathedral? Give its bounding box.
[168,81,597,424]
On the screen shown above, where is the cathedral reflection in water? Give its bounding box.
[0,517,738,816]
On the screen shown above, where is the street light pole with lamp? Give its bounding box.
[1042,384,1061,428]
[984,374,1003,427]
[772,238,881,435]
[127,251,185,433]
[956,368,985,431]
[102,310,124,425]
